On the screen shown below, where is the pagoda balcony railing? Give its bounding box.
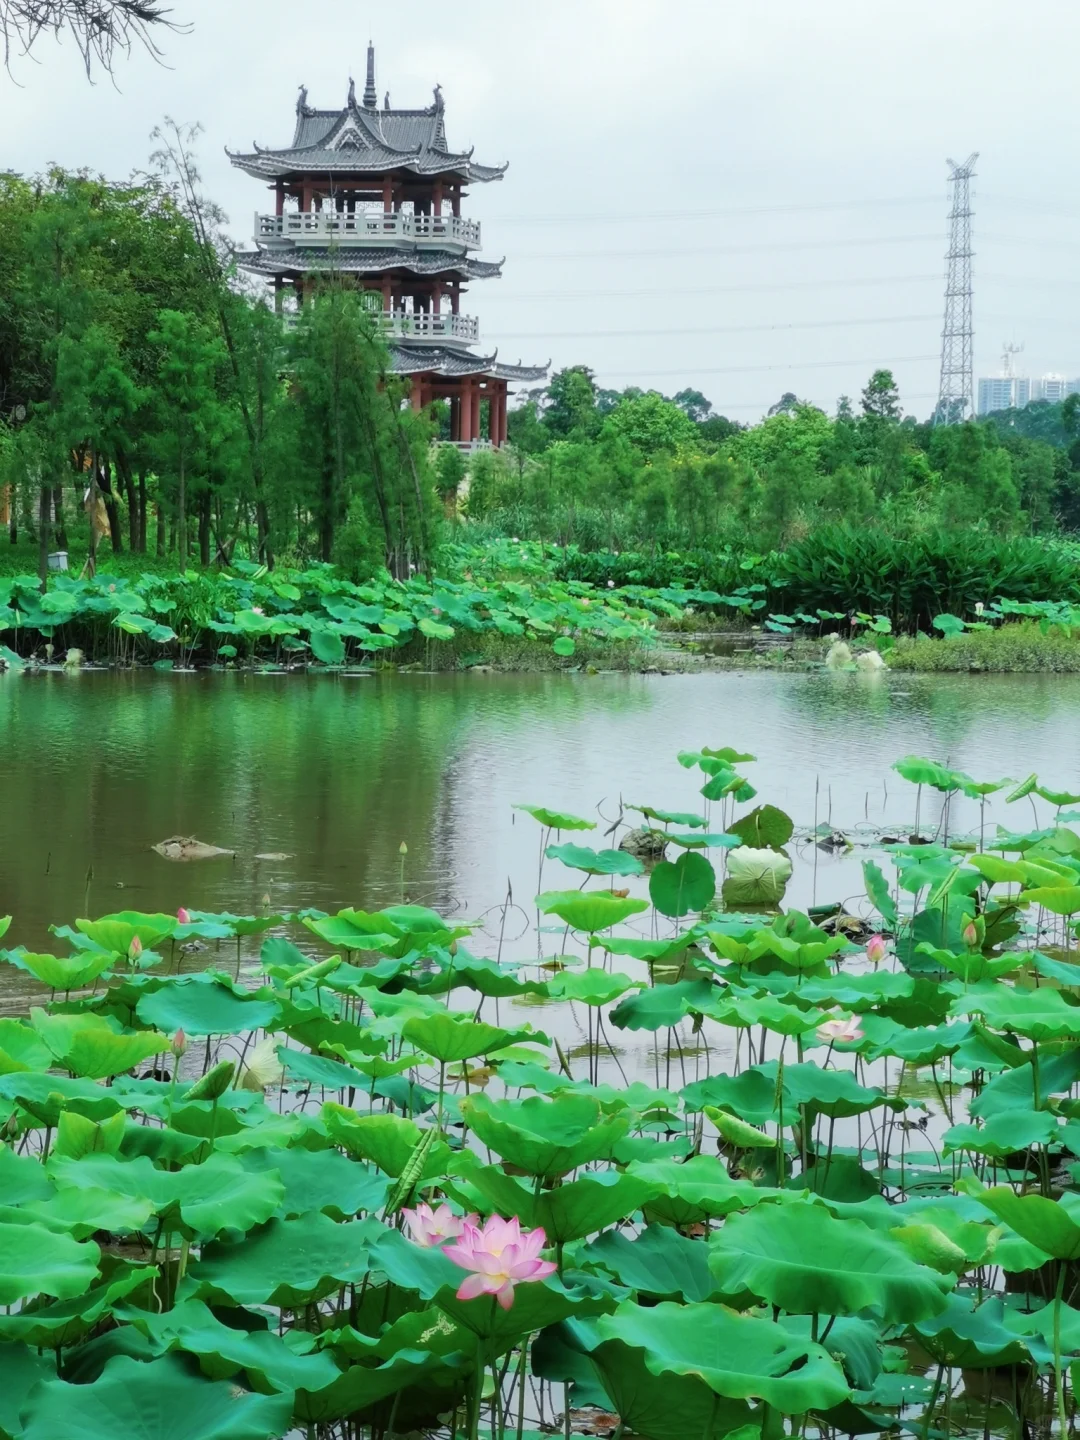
[282,309,479,346]
[256,210,481,250]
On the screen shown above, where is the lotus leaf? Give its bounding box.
[75,912,177,953]
[240,1148,389,1220]
[0,1266,155,1348]
[546,842,644,876]
[649,851,716,917]
[960,1182,1080,1260]
[514,804,595,831]
[629,1155,775,1226]
[581,1223,721,1301]
[455,1166,660,1244]
[545,970,643,1005]
[192,1212,382,1306]
[609,980,716,1031]
[0,1220,100,1305]
[722,847,793,906]
[2,949,116,991]
[460,1093,629,1176]
[536,889,648,932]
[19,1353,293,1440]
[597,1300,851,1410]
[708,1201,951,1319]
[401,1012,523,1063]
[136,976,281,1036]
[726,804,795,850]
[321,1105,450,1177]
[953,985,1080,1040]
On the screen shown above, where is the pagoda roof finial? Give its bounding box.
[363,42,377,108]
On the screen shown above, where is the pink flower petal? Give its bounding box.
[456,1273,496,1302]
[496,1280,517,1310]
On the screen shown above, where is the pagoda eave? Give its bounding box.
[227,149,506,186]
[389,344,548,384]
[234,247,503,282]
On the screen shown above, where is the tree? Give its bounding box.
[767,392,799,417]
[542,366,600,439]
[673,387,713,424]
[602,392,699,456]
[860,369,901,422]
[434,444,466,502]
[1,0,185,75]
[149,309,225,569]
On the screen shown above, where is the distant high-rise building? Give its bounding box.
[1030,373,1080,403]
[977,374,1031,415]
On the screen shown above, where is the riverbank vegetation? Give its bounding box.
[3,748,1080,1438]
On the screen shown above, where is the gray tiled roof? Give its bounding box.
[228,93,506,183]
[234,247,503,280]
[389,344,548,382]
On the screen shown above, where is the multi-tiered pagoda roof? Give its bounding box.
[228,46,547,427]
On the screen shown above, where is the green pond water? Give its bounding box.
[2,665,1078,968]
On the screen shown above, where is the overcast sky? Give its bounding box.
[3,0,1078,421]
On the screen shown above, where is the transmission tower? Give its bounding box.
[934,152,978,424]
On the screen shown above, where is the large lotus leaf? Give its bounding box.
[649,852,716,918]
[705,991,827,1037]
[708,1201,951,1320]
[892,756,967,792]
[514,804,595,831]
[401,1012,522,1064]
[0,1345,55,1439]
[50,1152,285,1240]
[321,1105,450,1177]
[292,1348,467,1426]
[136,976,281,1037]
[0,1221,100,1305]
[629,1155,776,1227]
[726,804,795,850]
[722,847,793,906]
[126,1297,341,1395]
[913,1292,1030,1368]
[26,1184,155,1238]
[953,985,1080,1040]
[55,1025,168,1081]
[276,1047,370,1091]
[0,1071,124,1126]
[460,1093,629,1177]
[1020,885,1080,915]
[240,1148,389,1221]
[581,1224,721,1301]
[609,980,717,1032]
[0,1144,53,1204]
[75,912,177,953]
[598,1300,850,1411]
[536,890,648,933]
[19,1353,292,1440]
[454,1167,660,1245]
[53,1109,127,1160]
[0,1265,155,1348]
[3,950,116,991]
[959,1181,1080,1260]
[968,1045,1080,1116]
[942,1108,1061,1159]
[438,1272,611,1348]
[561,1320,754,1440]
[761,1061,905,1121]
[0,1018,53,1074]
[681,1069,786,1126]
[546,843,644,877]
[191,1213,382,1306]
[545,970,643,1006]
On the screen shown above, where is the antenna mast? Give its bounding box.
[934,152,978,424]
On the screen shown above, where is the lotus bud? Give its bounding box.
[962,918,980,949]
[261,892,271,907]
[171,1028,188,1056]
[399,841,408,856]
[2,1112,19,1140]
[866,933,887,966]
[128,935,143,961]
[177,906,191,925]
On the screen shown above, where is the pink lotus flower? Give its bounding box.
[171,1028,188,1057]
[402,1201,476,1249]
[251,606,264,616]
[962,919,979,949]
[817,1014,864,1044]
[128,936,143,961]
[443,1214,556,1310]
[177,907,191,925]
[866,933,887,966]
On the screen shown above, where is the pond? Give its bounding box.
[4,664,1080,1034]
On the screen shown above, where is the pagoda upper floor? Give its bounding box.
[227,44,507,210]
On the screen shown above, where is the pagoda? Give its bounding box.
[228,45,547,447]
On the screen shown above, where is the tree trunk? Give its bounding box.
[155,502,165,558]
[116,447,139,551]
[52,486,68,550]
[177,447,187,568]
[37,481,51,591]
[198,489,210,567]
[138,470,148,553]
[100,458,123,553]
[88,447,100,575]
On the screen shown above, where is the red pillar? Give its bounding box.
[450,394,461,442]
[491,385,506,447]
[433,179,443,218]
[381,276,392,312]
[459,382,473,443]
[383,177,393,213]
[301,183,311,213]
[471,385,482,444]
[275,183,284,217]
[410,379,423,412]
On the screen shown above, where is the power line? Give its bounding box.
[599,352,939,380]
[491,313,938,342]
[512,233,943,262]
[488,194,944,225]
[485,273,942,304]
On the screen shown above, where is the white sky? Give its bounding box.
[2,0,1078,420]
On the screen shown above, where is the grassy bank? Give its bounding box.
[886,621,1080,672]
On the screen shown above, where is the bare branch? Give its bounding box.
[1,0,188,78]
